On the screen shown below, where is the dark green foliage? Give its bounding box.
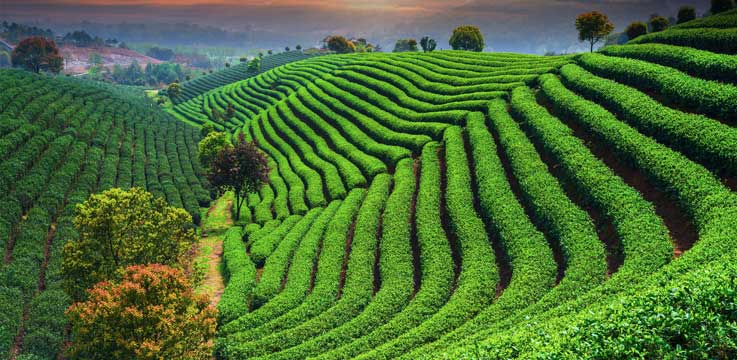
[649,16,670,32]
[625,21,648,39]
[449,25,485,51]
[677,6,697,23]
[712,0,736,14]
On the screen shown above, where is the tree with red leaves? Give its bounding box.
[207,133,270,221]
[11,36,64,73]
[65,264,217,360]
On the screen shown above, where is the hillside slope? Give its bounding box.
[168,10,737,359]
[172,50,323,105]
[0,70,208,359]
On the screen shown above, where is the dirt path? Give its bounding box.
[195,193,233,307]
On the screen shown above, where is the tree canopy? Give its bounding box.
[575,11,614,52]
[11,37,64,74]
[649,16,670,32]
[420,36,437,52]
[625,21,648,40]
[61,187,197,300]
[66,264,216,360]
[198,131,233,170]
[207,133,270,221]
[393,38,418,52]
[326,36,355,53]
[449,25,484,51]
[677,6,697,24]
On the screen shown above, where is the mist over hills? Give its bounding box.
[3,0,710,53]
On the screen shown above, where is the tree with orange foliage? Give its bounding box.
[575,11,615,52]
[11,36,64,73]
[65,264,217,360]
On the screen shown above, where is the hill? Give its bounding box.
[59,44,162,74]
[171,50,323,105]
[1,7,736,359]
[166,9,737,359]
[0,70,208,359]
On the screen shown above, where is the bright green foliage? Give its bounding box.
[198,131,232,169]
[218,227,255,325]
[61,187,197,300]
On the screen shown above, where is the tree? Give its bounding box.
[575,11,614,52]
[296,44,302,51]
[711,0,735,14]
[649,16,670,32]
[326,36,355,53]
[11,37,64,74]
[207,133,270,221]
[145,46,174,61]
[198,131,232,169]
[285,46,290,52]
[393,38,419,52]
[225,62,230,68]
[677,6,697,24]
[420,36,437,52]
[449,25,484,51]
[66,264,216,360]
[625,21,648,40]
[200,123,215,138]
[61,188,197,300]
[167,81,181,99]
[267,49,273,55]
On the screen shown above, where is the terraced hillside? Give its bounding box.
[168,10,737,359]
[0,70,208,359]
[173,51,323,105]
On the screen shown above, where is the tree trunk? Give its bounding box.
[234,192,241,221]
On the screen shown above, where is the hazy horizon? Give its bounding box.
[2,0,711,53]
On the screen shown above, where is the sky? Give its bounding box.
[1,0,711,53]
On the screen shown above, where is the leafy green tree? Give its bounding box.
[61,188,197,300]
[198,131,232,169]
[285,46,290,52]
[677,6,697,24]
[649,16,670,32]
[267,49,273,55]
[393,38,419,52]
[575,11,614,52]
[66,264,216,360]
[420,36,437,52]
[625,21,648,40]
[11,37,64,73]
[207,133,270,221]
[167,81,181,99]
[326,36,355,53]
[449,25,484,51]
[711,0,735,14]
[296,44,302,51]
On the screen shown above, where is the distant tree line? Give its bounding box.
[107,60,190,86]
